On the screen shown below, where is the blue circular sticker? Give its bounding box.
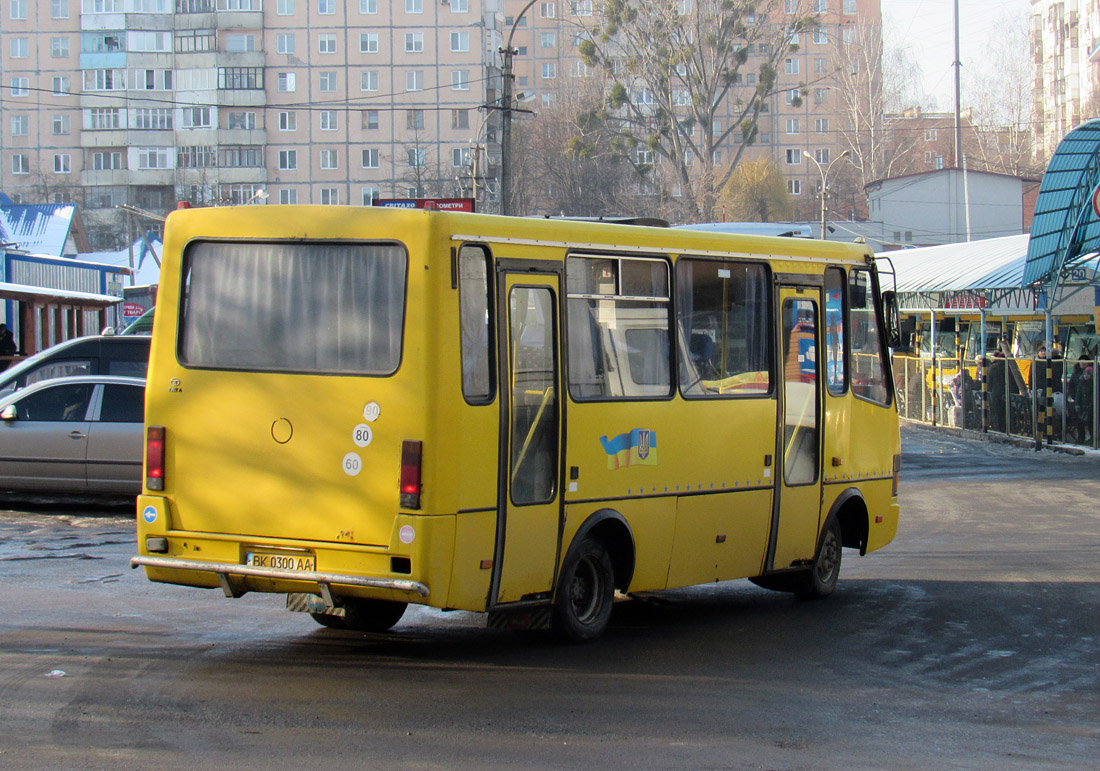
[142,506,158,524]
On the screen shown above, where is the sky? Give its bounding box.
[881,0,1033,109]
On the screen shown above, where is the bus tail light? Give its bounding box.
[147,425,166,491]
[400,440,422,510]
[892,453,901,498]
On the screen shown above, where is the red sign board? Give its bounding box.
[123,303,146,319]
[1093,185,1100,219]
[373,198,475,212]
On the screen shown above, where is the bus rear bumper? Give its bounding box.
[129,555,430,599]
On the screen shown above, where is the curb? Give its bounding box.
[901,418,1089,456]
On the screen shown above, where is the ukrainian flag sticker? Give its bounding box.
[599,429,658,470]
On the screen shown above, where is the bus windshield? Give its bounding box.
[179,241,407,375]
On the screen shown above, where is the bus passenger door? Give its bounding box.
[492,271,563,606]
[770,286,824,571]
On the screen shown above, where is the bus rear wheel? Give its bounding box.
[340,598,408,632]
[796,517,842,599]
[309,612,348,630]
[553,538,614,643]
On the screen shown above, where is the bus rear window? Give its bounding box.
[179,241,407,375]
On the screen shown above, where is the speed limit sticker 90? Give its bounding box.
[342,452,363,476]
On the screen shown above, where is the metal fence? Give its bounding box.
[892,354,1098,450]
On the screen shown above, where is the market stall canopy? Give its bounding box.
[1024,118,1100,286]
[878,234,1029,295]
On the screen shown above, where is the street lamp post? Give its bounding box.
[803,149,850,239]
[498,0,538,216]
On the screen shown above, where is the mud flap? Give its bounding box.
[487,605,552,631]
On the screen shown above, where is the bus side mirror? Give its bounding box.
[882,291,902,349]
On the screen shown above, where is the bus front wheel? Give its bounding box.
[340,598,408,632]
[553,537,614,643]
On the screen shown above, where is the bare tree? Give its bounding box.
[831,18,929,195]
[718,156,793,221]
[577,0,818,222]
[965,13,1044,176]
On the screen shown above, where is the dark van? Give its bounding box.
[0,335,150,398]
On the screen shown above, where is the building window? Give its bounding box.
[319,72,337,92]
[407,109,424,130]
[405,32,424,52]
[784,58,799,75]
[133,108,172,129]
[52,115,71,135]
[542,62,557,79]
[360,0,376,12]
[86,107,121,129]
[219,68,262,89]
[452,109,469,129]
[12,154,29,174]
[362,148,379,168]
[815,118,829,133]
[177,146,216,167]
[320,188,338,205]
[813,28,827,44]
[279,189,298,204]
[52,76,70,96]
[91,151,123,170]
[406,71,424,91]
[785,149,801,165]
[405,0,422,12]
[451,0,467,10]
[407,148,425,167]
[51,38,71,58]
[276,0,293,13]
[181,107,212,129]
[843,0,856,13]
[226,34,255,52]
[320,149,338,170]
[363,109,379,129]
[785,89,800,105]
[277,34,295,54]
[136,148,170,169]
[52,0,69,18]
[786,118,800,134]
[319,110,338,130]
[451,31,469,51]
[278,72,296,93]
[934,155,944,169]
[814,148,831,164]
[362,187,379,205]
[814,88,828,104]
[813,0,826,11]
[318,33,336,53]
[925,128,938,141]
[279,111,296,130]
[278,150,297,170]
[361,71,379,91]
[452,147,470,167]
[10,0,27,19]
[10,115,28,136]
[227,111,256,129]
[788,179,801,195]
[541,2,555,17]
[570,0,592,15]
[360,33,378,53]
[176,29,215,52]
[317,0,334,13]
[451,70,469,90]
[540,32,556,48]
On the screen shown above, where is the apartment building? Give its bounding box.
[0,0,879,246]
[1,0,506,247]
[1031,0,1100,157]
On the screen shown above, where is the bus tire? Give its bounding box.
[340,598,408,633]
[553,537,614,643]
[748,572,801,593]
[309,612,349,630]
[796,517,843,599]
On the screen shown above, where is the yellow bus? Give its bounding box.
[131,205,901,642]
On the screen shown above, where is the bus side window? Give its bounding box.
[676,258,772,397]
[824,267,847,395]
[458,245,494,404]
[849,268,890,404]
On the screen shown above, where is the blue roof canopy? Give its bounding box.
[1024,118,1100,286]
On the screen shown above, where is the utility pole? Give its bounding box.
[803,150,850,239]
[497,0,538,216]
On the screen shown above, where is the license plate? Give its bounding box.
[245,551,316,572]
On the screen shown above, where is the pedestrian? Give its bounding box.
[988,350,1006,433]
[0,324,16,373]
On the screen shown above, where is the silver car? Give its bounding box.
[0,376,145,494]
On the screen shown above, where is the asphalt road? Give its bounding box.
[0,425,1097,770]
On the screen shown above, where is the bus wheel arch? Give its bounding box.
[568,509,636,592]
[829,488,870,556]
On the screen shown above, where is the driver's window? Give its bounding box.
[16,383,95,422]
